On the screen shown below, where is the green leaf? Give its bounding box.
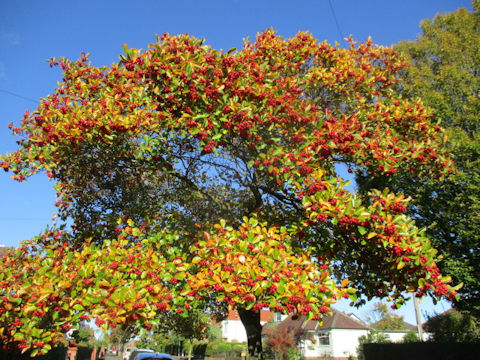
[358,226,367,235]
[73,304,84,311]
[212,133,222,141]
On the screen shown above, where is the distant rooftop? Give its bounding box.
[279,310,370,332]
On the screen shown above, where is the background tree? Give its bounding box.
[423,309,480,342]
[205,323,221,342]
[368,302,407,331]
[150,309,211,359]
[0,31,458,357]
[74,322,96,347]
[103,324,136,356]
[357,1,480,315]
[137,326,178,354]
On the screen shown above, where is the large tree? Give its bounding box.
[0,31,457,357]
[358,1,480,316]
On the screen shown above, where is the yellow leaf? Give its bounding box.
[147,311,156,319]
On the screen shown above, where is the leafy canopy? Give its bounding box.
[0,30,457,355]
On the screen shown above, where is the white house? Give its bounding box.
[277,311,369,359]
[277,310,416,360]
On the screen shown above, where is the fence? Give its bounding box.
[0,344,94,360]
[363,342,480,360]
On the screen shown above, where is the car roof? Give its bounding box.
[136,352,174,360]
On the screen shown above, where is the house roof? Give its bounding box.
[279,310,370,332]
[370,319,417,331]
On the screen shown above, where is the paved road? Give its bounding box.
[104,354,120,360]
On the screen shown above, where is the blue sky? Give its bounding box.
[0,0,471,325]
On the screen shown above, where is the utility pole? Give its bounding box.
[413,295,424,341]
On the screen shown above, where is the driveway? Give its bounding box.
[104,354,120,360]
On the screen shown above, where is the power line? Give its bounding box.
[0,89,39,104]
[328,0,347,47]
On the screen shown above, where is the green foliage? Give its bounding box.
[424,310,480,342]
[137,330,171,353]
[100,322,135,352]
[75,327,95,347]
[155,309,211,342]
[371,313,406,331]
[317,355,334,360]
[356,330,390,360]
[358,1,480,315]
[204,339,247,357]
[206,324,222,342]
[284,347,304,360]
[136,310,216,356]
[402,330,419,343]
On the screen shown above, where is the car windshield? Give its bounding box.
[130,349,155,360]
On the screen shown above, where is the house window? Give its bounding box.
[274,312,283,322]
[318,331,329,345]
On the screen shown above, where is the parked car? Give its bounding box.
[128,348,154,360]
[135,353,174,360]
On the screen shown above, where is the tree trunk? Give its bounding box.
[238,307,263,359]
